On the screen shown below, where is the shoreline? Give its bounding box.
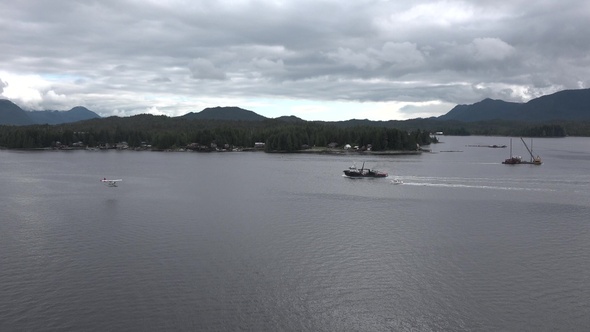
[290,148,423,155]
[0,146,424,155]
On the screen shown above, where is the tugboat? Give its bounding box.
[343,162,388,178]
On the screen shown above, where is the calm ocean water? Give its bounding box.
[1,136,589,331]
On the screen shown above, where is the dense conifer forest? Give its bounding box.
[0,114,435,151]
[0,113,585,151]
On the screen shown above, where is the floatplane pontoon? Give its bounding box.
[101,178,123,187]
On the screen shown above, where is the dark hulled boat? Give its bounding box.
[343,162,388,178]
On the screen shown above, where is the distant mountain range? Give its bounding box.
[178,89,590,123]
[3,88,590,126]
[180,106,267,121]
[0,100,100,125]
[439,88,590,122]
[180,106,306,123]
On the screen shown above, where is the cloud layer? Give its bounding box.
[1,0,589,120]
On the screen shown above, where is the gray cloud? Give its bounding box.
[0,78,7,93]
[1,0,589,119]
[189,58,227,80]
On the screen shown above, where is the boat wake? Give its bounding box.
[400,181,552,192]
[395,176,555,192]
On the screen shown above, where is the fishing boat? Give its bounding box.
[502,138,542,165]
[343,162,388,178]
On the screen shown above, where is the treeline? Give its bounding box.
[519,124,567,137]
[0,115,435,151]
[3,113,584,151]
[264,126,433,152]
[431,122,571,137]
[328,118,590,137]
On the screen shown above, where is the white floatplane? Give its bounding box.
[101,178,122,187]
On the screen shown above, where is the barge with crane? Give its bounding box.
[502,138,542,165]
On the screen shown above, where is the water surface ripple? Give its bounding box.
[1,136,590,331]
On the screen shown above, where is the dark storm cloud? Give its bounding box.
[1,0,589,119]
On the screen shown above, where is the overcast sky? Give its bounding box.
[1,0,589,121]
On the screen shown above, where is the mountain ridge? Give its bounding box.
[0,99,33,125]
[0,99,101,125]
[180,106,266,121]
[439,88,590,122]
[3,87,590,125]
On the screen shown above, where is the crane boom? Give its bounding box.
[520,137,535,160]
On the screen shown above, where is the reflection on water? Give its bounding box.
[1,137,590,331]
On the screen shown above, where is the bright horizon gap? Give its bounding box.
[3,96,459,122]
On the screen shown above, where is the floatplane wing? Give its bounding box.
[101,178,123,187]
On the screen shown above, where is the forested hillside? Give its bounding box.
[0,114,434,151]
[439,88,590,122]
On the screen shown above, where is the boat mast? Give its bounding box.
[520,137,535,161]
